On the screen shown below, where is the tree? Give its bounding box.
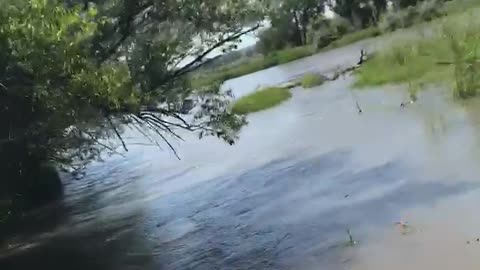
[328,0,387,28]
[0,0,262,211]
[269,0,327,46]
[393,0,421,8]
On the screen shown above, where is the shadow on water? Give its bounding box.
[0,157,159,270]
[0,214,154,270]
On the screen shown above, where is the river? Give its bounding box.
[2,32,480,269]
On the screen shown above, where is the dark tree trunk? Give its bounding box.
[0,142,63,214]
[292,11,304,46]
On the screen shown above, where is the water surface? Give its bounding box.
[2,36,480,270]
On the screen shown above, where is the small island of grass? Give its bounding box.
[232,87,292,114]
[301,73,325,88]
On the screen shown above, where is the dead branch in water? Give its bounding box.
[327,49,369,81]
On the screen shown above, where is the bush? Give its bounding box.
[231,87,292,114]
[257,27,290,54]
[330,17,354,36]
[379,0,445,32]
[308,16,354,50]
[418,0,445,21]
[301,73,325,88]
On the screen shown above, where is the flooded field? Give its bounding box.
[2,34,480,269]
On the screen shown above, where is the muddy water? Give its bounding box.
[2,38,480,269]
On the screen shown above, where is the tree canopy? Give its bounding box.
[0,0,262,178]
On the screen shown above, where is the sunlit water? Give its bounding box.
[2,33,480,269]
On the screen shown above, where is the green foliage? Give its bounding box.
[329,0,387,28]
[307,16,345,49]
[231,87,292,114]
[0,0,138,166]
[263,0,327,50]
[257,27,292,54]
[301,73,325,88]
[0,0,261,165]
[444,22,480,99]
[0,0,264,210]
[273,46,316,63]
[330,17,355,36]
[355,40,448,87]
[394,0,422,8]
[379,0,445,32]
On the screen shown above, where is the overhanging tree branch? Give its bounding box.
[170,24,262,79]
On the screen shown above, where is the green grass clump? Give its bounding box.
[272,46,315,64]
[300,73,325,88]
[231,87,292,114]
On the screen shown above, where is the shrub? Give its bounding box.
[379,0,445,32]
[257,27,290,54]
[308,16,353,50]
[418,0,445,21]
[330,17,354,36]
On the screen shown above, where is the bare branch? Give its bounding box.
[107,115,128,152]
[144,121,181,160]
[142,116,185,142]
[171,24,261,78]
[128,115,164,150]
[139,112,191,132]
[0,82,7,91]
[83,131,127,158]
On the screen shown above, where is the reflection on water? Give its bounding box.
[4,46,480,269]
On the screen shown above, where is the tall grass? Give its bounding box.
[355,11,480,99]
[327,27,381,49]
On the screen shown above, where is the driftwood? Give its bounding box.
[327,49,369,81]
[328,50,369,114]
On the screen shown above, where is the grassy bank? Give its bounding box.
[355,9,480,99]
[327,27,381,49]
[191,46,315,89]
[191,27,384,90]
[231,87,292,114]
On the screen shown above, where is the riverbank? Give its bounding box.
[191,0,476,91]
[355,6,480,100]
[191,28,381,90]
